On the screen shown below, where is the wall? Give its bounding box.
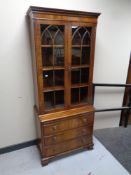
[0,0,131,148]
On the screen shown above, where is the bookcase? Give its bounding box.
[27,6,100,165]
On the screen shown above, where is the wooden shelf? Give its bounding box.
[71,84,89,88]
[72,45,90,48]
[71,65,90,69]
[41,45,64,48]
[44,105,65,111]
[43,86,64,92]
[43,66,64,71]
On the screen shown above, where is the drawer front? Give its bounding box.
[43,113,94,136]
[44,126,93,145]
[44,136,92,157]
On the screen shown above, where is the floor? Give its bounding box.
[0,137,130,175]
[94,126,131,173]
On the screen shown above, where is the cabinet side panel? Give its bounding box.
[88,26,97,105]
[28,17,39,110]
[35,114,42,154]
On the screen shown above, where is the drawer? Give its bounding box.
[44,136,92,157]
[43,113,94,136]
[44,126,93,145]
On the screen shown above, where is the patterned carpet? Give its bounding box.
[94,126,131,174]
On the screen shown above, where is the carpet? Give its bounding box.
[94,126,131,174]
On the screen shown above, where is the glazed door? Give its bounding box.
[35,21,95,112]
[36,21,69,112]
[68,24,94,107]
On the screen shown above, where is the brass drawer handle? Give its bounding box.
[53,125,57,130]
[82,118,88,123]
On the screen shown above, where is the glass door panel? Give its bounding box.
[71,26,91,105]
[41,24,65,110]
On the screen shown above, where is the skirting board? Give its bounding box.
[0,139,37,154]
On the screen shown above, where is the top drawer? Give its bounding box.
[43,113,94,136]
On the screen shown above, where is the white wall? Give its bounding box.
[0,0,131,148]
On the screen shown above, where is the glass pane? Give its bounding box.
[72,27,81,45]
[44,91,54,109]
[71,68,80,84]
[42,47,53,67]
[72,48,80,65]
[81,47,90,65]
[79,27,91,45]
[41,25,64,45]
[43,71,53,87]
[71,88,79,104]
[82,30,91,45]
[54,70,64,86]
[54,47,64,66]
[41,25,53,45]
[55,90,64,107]
[81,68,89,84]
[80,87,88,103]
[72,26,91,46]
[54,28,64,45]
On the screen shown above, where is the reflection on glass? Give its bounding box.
[55,90,64,107]
[71,68,80,84]
[71,88,79,104]
[72,48,80,65]
[81,47,90,65]
[42,48,53,67]
[43,71,53,87]
[54,48,64,66]
[44,92,54,109]
[80,87,88,103]
[55,70,64,86]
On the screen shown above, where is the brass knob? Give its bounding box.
[53,125,57,130]
[82,118,87,123]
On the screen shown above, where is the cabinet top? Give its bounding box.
[27,6,100,18]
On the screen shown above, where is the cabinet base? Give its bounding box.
[41,158,49,166]
[87,144,94,150]
[41,144,94,166]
